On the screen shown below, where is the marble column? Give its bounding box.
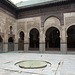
[39,28,45,53]
[24,33,29,53]
[3,34,8,52]
[60,30,67,54]
[3,42,8,52]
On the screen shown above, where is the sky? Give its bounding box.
[10,0,30,4]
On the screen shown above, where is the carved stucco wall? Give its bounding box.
[63,12,75,42]
[17,16,41,43]
[0,9,75,44]
[0,11,16,42]
[64,12,75,31]
[44,17,62,42]
[44,17,61,32]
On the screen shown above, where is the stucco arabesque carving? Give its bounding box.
[0,15,6,26]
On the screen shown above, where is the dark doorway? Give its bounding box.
[45,27,60,51]
[0,36,3,52]
[67,25,75,51]
[18,31,24,50]
[29,28,39,50]
[8,37,14,51]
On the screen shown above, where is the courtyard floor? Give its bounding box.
[0,52,75,75]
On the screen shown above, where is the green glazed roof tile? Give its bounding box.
[16,0,55,7]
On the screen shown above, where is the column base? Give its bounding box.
[40,43,45,53]
[61,42,67,54]
[3,43,8,52]
[14,43,18,51]
[24,43,29,52]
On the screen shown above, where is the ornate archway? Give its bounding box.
[45,27,60,51]
[8,37,14,51]
[67,25,75,51]
[18,31,24,50]
[29,28,39,50]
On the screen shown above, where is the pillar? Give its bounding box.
[40,28,45,53]
[24,33,29,53]
[3,34,8,52]
[13,34,18,51]
[14,42,18,51]
[3,42,8,52]
[60,29,67,54]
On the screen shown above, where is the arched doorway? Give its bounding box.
[29,28,39,50]
[67,25,75,51]
[18,31,24,50]
[8,37,14,51]
[0,36,3,52]
[45,27,60,51]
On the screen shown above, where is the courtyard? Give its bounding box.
[0,52,75,75]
